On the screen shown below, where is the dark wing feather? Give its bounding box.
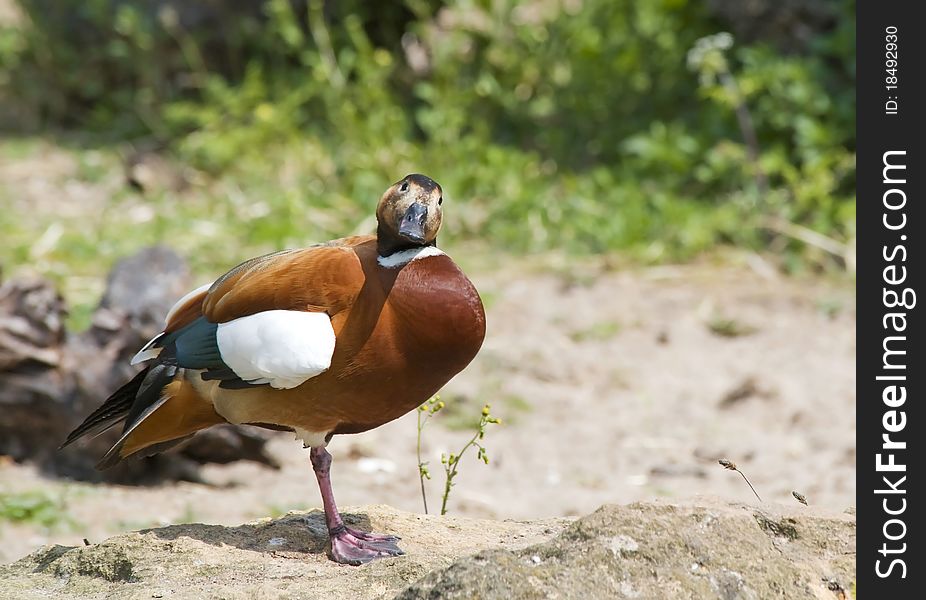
[170,316,266,388]
[60,368,149,448]
[122,357,179,429]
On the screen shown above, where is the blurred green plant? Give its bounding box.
[0,489,74,530]
[0,0,856,276]
[438,403,500,515]
[569,320,622,342]
[684,27,855,270]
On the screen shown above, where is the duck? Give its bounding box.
[62,174,486,565]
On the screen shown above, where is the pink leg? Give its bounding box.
[309,446,404,565]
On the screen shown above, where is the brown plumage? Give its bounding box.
[63,174,485,564]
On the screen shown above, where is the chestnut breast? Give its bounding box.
[326,253,486,434]
[385,254,486,369]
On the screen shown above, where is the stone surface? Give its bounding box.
[0,498,855,600]
[399,498,856,600]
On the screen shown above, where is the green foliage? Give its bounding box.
[416,395,445,514]
[0,0,856,269]
[416,396,500,515]
[0,490,73,529]
[4,0,189,133]
[434,389,529,430]
[438,403,500,516]
[412,0,713,167]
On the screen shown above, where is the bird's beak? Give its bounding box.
[398,203,428,243]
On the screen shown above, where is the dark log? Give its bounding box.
[0,246,280,484]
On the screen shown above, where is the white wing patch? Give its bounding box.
[216,310,336,389]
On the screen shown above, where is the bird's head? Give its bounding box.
[376,174,443,252]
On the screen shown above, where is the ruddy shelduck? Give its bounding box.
[63,174,486,564]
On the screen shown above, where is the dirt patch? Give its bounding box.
[0,504,569,599]
[0,499,854,599]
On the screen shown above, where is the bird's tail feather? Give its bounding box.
[60,367,150,449]
[62,347,183,468]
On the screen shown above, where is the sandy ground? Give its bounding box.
[0,262,855,564]
[1,500,855,599]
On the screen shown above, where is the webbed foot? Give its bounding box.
[329,525,404,565]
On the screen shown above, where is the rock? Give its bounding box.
[0,499,855,600]
[0,504,568,600]
[399,498,855,600]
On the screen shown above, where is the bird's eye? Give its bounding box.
[399,181,409,193]
[438,197,443,205]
